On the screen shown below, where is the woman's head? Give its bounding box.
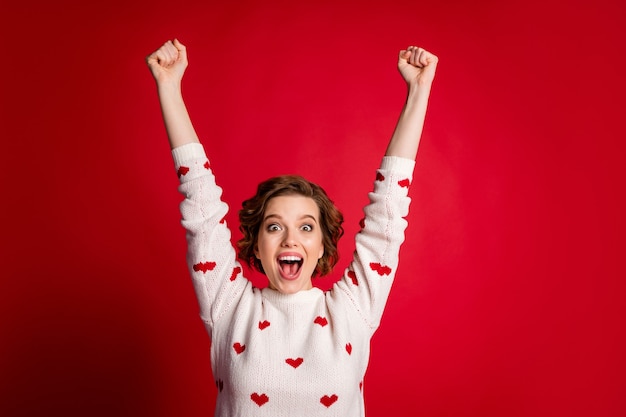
[237,175,344,290]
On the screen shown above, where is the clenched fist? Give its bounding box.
[398,46,438,88]
[146,39,188,86]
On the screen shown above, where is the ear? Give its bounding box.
[318,245,324,260]
[254,245,260,259]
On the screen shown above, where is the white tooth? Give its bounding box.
[279,255,302,262]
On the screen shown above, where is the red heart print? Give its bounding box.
[345,343,352,355]
[233,343,245,354]
[376,172,385,182]
[398,178,410,188]
[230,266,242,281]
[193,261,216,273]
[258,320,271,330]
[177,166,190,177]
[314,316,328,327]
[369,262,392,276]
[285,357,304,368]
[251,393,269,406]
[204,160,211,170]
[320,394,338,407]
[347,270,358,286]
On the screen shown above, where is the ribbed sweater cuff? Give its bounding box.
[380,155,416,176]
[171,142,206,166]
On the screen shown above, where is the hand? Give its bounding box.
[146,39,188,86]
[398,46,438,88]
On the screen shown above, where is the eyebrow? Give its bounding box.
[263,214,319,223]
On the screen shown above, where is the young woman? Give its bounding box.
[147,38,437,417]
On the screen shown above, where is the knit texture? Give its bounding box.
[172,142,415,417]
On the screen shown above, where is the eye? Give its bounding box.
[267,223,282,232]
[300,224,313,232]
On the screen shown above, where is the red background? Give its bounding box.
[2,0,625,416]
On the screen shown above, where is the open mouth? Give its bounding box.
[278,255,303,279]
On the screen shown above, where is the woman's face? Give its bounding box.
[255,195,325,294]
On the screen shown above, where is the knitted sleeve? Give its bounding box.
[172,143,249,335]
[332,156,415,335]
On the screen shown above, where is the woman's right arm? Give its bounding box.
[146,39,200,149]
[147,40,249,333]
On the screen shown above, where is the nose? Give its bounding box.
[281,229,298,247]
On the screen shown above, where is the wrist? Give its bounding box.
[407,83,430,102]
[157,79,183,96]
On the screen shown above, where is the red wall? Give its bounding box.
[2,1,625,416]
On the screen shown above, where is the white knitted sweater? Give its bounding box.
[172,143,414,417]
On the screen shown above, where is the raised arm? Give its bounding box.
[146,39,200,149]
[331,44,438,333]
[385,46,438,160]
[146,40,250,332]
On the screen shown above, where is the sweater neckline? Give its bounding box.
[261,286,324,305]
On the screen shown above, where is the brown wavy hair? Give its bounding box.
[237,175,344,277]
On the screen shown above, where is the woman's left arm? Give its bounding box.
[385,46,438,160]
[331,45,438,333]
